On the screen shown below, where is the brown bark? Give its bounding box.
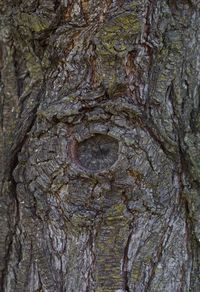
[1,0,200,291]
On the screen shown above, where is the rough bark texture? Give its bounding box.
[1,0,200,291]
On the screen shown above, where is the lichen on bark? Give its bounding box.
[1,0,200,291]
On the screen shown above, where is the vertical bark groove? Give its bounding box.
[1,0,200,291]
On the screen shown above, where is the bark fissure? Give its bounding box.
[1,0,200,291]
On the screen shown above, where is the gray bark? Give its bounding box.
[1,0,200,291]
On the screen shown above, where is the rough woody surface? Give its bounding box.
[1,0,200,291]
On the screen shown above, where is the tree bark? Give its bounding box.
[1,0,200,291]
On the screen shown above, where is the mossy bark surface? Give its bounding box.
[1,0,200,291]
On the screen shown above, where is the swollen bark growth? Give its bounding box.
[0,0,200,291]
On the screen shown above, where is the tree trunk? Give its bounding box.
[1,0,200,291]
